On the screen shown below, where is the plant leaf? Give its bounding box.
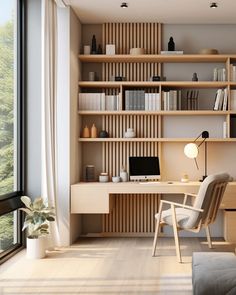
[19,208,33,216]
[21,196,32,209]
[33,197,44,210]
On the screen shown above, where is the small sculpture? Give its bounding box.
[168,37,175,51]
[97,44,102,54]
[192,72,198,81]
[99,130,109,138]
[91,35,97,54]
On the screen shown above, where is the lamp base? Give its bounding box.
[199,175,207,182]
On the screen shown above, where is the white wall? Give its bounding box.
[26,0,42,198]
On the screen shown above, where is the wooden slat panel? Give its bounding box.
[102,194,159,233]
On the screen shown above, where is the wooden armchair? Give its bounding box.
[152,173,231,263]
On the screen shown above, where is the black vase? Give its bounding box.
[91,35,97,54]
[168,37,175,51]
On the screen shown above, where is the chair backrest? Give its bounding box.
[183,172,230,229]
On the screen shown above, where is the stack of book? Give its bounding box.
[144,93,161,111]
[125,90,145,110]
[213,88,228,111]
[162,90,182,110]
[187,90,199,110]
[213,68,227,81]
[79,93,121,111]
[230,90,236,110]
[230,64,236,81]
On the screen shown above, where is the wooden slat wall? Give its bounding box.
[101,23,161,234]
[102,114,159,139]
[102,23,161,81]
[102,141,159,178]
[102,23,160,54]
[102,194,159,234]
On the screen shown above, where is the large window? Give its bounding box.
[0,0,24,263]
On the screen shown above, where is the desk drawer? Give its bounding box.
[71,185,109,213]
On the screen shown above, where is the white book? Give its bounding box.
[163,91,168,111]
[152,93,156,111]
[213,68,218,81]
[148,93,152,111]
[218,90,225,110]
[213,89,223,111]
[100,93,106,111]
[222,68,226,81]
[222,88,228,111]
[155,93,161,111]
[145,93,149,111]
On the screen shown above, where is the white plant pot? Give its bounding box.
[27,237,46,259]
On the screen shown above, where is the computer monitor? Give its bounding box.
[129,156,161,181]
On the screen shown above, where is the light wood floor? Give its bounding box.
[0,237,235,295]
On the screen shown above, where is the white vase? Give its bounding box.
[124,128,136,138]
[27,237,46,259]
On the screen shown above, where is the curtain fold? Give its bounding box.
[41,0,60,247]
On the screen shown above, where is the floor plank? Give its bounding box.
[0,237,235,295]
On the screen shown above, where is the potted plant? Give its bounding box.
[20,196,55,259]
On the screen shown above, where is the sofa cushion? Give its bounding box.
[192,252,236,295]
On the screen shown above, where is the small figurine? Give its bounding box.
[97,44,102,54]
[91,35,97,54]
[168,36,175,51]
[192,72,198,81]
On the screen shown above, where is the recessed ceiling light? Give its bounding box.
[210,2,218,8]
[120,2,128,8]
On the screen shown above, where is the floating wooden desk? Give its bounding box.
[71,181,236,213]
[71,181,236,237]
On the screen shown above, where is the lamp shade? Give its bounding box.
[184,143,199,158]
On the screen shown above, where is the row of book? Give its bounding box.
[162,90,182,111]
[213,89,236,111]
[230,64,236,82]
[79,93,122,111]
[125,90,161,111]
[213,88,228,110]
[213,68,226,81]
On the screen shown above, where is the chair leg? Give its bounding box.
[171,204,182,263]
[152,202,163,257]
[205,226,213,249]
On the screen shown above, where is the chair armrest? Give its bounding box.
[160,199,203,213]
[183,193,198,205]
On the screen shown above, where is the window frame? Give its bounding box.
[0,0,26,264]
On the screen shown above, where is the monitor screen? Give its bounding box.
[129,156,160,181]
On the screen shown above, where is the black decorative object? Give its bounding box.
[91,35,97,54]
[99,130,109,138]
[192,72,198,81]
[97,44,102,54]
[152,75,161,81]
[168,37,175,51]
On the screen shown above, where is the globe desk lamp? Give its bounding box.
[184,131,209,181]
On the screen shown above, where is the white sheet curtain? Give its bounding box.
[41,0,60,247]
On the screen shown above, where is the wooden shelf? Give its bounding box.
[78,81,228,88]
[78,54,235,63]
[78,137,236,143]
[78,110,230,115]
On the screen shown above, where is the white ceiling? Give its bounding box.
[64,0,236,24]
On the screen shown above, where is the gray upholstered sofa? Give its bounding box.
[192,252,236,295]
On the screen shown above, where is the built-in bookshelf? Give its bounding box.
[75,22,236,236]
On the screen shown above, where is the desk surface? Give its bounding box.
[71,181,236,213]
